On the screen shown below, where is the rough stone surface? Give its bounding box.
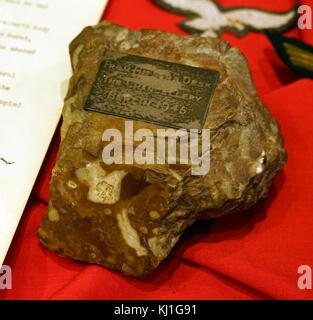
[37,21,287,277]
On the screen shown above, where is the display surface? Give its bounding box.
[1,0,313,300]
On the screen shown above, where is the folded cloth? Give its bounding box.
[1,0,313,300]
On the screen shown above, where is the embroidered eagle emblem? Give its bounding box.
[153,0,298,37]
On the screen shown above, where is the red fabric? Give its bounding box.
[1,0,313,300]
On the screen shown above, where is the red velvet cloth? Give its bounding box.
[1,0,313,300]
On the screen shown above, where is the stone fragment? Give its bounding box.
[38,22,286,277]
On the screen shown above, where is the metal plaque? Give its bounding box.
[84,51,219,131]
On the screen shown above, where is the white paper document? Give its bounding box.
[0,0,108,266]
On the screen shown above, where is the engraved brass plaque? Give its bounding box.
[84,51,219,131]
